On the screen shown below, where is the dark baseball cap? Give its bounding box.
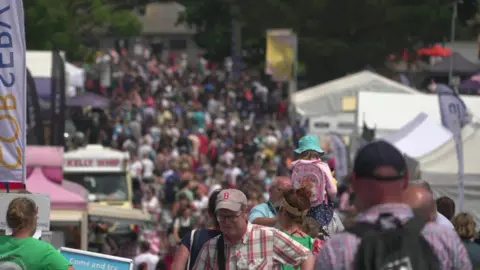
[353,140,407,181]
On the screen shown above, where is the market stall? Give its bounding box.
[417,124,480,223]
[26,146,88,250]
[27,168,88,250]
[381,113,452,158]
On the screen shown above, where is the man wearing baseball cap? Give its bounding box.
[193,189,315,269]
[315,140,471,270]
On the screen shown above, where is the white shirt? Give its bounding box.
[138,144,153,158]
[222,151,235,166]
[193,196,209,211]
[224,167,242,186]
[129,160,143,178]
[142,196,160,214]
[264,135,279,147]
[436,211,454,229]
[141,158,155,178]
[134,253,159,270]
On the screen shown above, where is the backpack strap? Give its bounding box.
[347,213,403,238]
[216,234,226,270]
[403,215,428,234]
[347,222,379,238]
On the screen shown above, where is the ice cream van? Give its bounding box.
[63,144,133,207]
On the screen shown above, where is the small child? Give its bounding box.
[291,135,337,227]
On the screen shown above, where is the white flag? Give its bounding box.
[0,2,26,183]
[437,84,469,211]
[330,134,348,185]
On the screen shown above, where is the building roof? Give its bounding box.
[139,2,195,35]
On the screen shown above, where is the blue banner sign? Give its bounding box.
[60,247,133,270]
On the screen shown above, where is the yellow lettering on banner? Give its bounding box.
[0,114,19,143]
[0,95,22,169]
[0,94,16,111]
[0,146,22,169]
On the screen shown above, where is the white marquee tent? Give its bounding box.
[417,124,480,222]
[381,113,453,158]
[357,92,480,138]
[293,70,420,117]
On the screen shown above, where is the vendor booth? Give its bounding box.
[417,124,480,223]
[26,146,88,250]
[293,70,421,136]
[357,91,480,138]
[381,113,453,159]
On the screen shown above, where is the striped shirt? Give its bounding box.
[315,203,472,270]
[192,223,311,270]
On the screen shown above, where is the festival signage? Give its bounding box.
[60,247,133,270]
[437,84,470,211]
[50,50,66,146]
[0,1,27,183]
[265,29,297,82]
[26,68,45,145]
[65,159,122,168]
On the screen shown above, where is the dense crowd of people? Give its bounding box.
[2,52,480,270]
[80,53,480,269]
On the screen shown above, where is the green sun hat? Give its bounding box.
[294,135,324,154]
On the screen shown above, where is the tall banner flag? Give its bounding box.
[437,84,470,211]
[265,29,296,82]
[50,51,66,146]
[26,68,45,145]
[330,134,348,186]
[0,2,27,184]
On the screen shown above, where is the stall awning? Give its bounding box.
[88,204,151,223]
[50,211,84,223]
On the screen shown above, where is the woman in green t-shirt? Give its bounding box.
[0,197,74,270]
[278,188,323,270]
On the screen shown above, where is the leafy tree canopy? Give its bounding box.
[179,0,454,84]
[24,0,142,61]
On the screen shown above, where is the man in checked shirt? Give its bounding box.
[193,189,315,269]
[315,140,472,270]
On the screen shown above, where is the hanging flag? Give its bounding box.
[26,68,45,145]
[436,84,470,211]
[265,29,296,82]
[330,134,348,186]
[0,1,27,184]
[50,51,66,146]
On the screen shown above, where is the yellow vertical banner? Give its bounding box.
[265,29,296,82]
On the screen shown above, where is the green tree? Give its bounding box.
[180,0,452,84]
[24,0,142,61]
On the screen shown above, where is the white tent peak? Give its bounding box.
[293,70,421,105]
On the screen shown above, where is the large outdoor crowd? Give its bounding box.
[5,52,478,270]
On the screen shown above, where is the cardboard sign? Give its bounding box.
[60,247,133,270]
[0,193,50,234]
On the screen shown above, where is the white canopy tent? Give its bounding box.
[293,70,420,117]
[27,51,82,97]
[357,92,480,138]
[66,62,85,89]
[381,113,453,158]
[417,124,480,222]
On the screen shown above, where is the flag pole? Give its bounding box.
[448,1,457,89]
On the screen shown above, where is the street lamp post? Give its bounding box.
[449,1,458,88]
[230,1,241,79]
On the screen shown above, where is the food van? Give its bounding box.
[64,145,150,256]
[64,144,132,207]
